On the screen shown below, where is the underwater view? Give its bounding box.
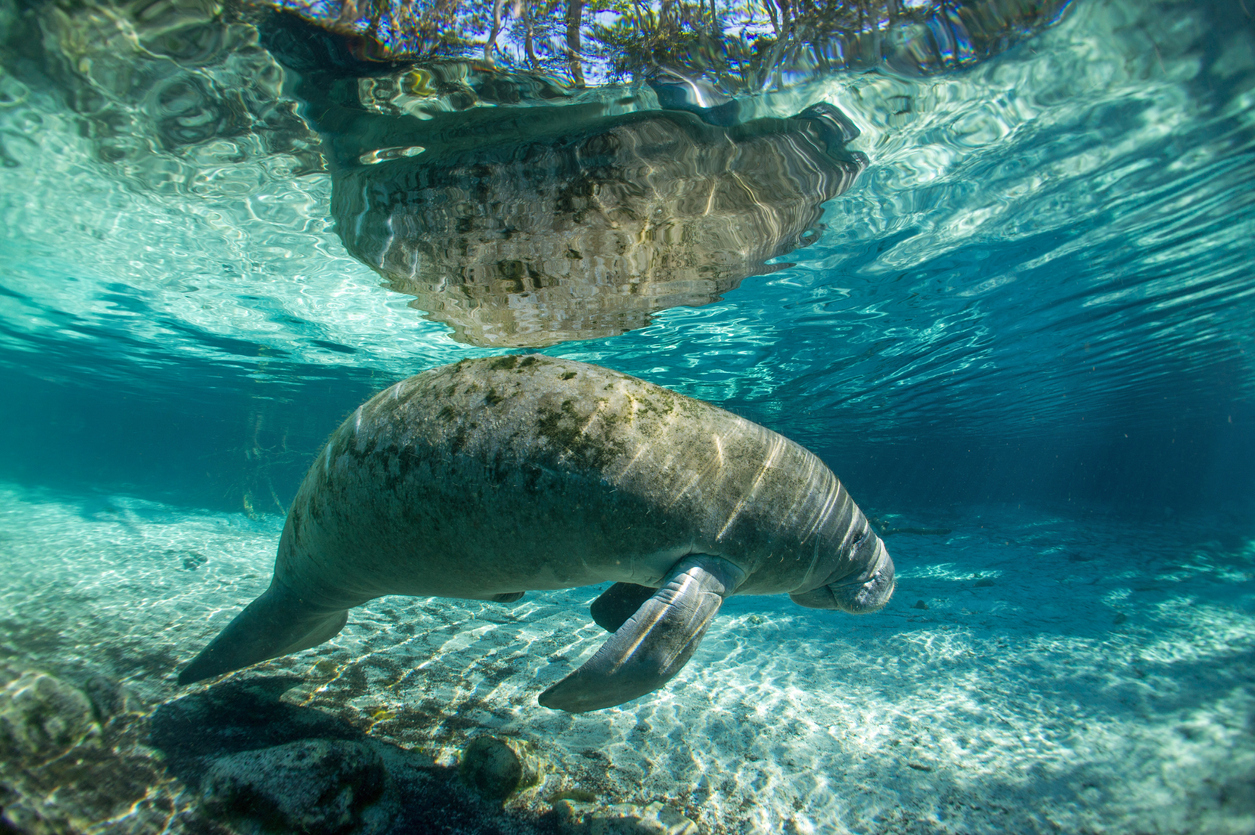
[1,0,1254,832]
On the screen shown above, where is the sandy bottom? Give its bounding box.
[2,482,1253,834]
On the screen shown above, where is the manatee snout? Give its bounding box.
[831,540,896,613]
[789,537,895,614]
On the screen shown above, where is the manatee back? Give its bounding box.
[275,355,853,605]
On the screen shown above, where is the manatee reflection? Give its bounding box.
[333,103,867,347]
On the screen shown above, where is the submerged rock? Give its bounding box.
[460,735,543,800]
[0,665,172,834]
[0,667,101,757]
[150,676,559,834]
[201,738,398,835]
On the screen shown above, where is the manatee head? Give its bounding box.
[789,529,895,614]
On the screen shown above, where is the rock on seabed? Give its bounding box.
[200,738,399,835]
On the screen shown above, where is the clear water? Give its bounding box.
[1,0,1253,833]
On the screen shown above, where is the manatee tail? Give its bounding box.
[538,556,744,713]
[177,579,349,686]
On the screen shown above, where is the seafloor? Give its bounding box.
[1,481,1252,834]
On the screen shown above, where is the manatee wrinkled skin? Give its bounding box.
[179,355,895,712]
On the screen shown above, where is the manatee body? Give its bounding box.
[179,355,895,712]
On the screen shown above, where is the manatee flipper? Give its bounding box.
[538,556,745,713]
[590,582,656,632]
[177,579,349,686]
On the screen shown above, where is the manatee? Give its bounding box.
[178,355,895,712]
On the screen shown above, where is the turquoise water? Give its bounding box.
[1,0,1253,833]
